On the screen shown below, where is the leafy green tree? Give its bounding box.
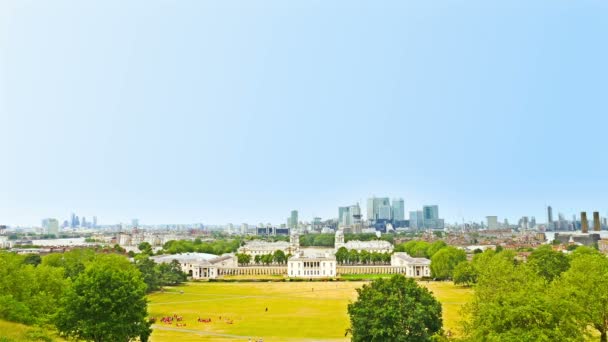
[348,249,360,265]
[527,244,570,282]
[254,255,261,265]
[335,247,349,264]
[557,250,608,341]
[371,252,382,265]
[348,275,442,341]
[42,248,96,280]
[55,254,151,342]
[273,250,287,264]
[158,260,187,285]
[23,254,42,267]
[138,242,153,255]
[430,247,466,280]
[427,240,447,258]
[453,261,476,286]
[134,255,160,292]
[359,250,370,265]
[463,250,582,341]
[236,253,251,266]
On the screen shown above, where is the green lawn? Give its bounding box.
[0,320,64,342]
[148,281,472,341]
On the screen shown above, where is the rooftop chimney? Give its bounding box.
[581,212,589,234]
[593,212,601,232]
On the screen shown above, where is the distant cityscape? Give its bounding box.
[2,196,607,238]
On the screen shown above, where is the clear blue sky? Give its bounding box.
[1,0,607,226]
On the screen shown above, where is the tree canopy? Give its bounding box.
[55,254,151,342]
[430,247,466,280]
[347,274,442,341]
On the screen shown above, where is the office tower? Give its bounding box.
[487,216,498,230]
[547,206,553,228]
[241,223,248,235]
[367,197,390,221]
[74,216,80,227]
[339,206,351,225]
[530,216,536,228]
[409,211,424,229]
[378,204,392,220]
[82,217,87,227]
[350,203,361,224]
[593,212,601,231]
[70,213,77,228]
[131,219,139,228]
[92,216,97,228]
[42,218,59,236]
[391,198,405,222]
[581,212,589,233]
[289,210,298,229]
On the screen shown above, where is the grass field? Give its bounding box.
[148,281,472,341]
[0,320,64,342]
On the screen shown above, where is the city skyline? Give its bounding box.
[2,1,607,226]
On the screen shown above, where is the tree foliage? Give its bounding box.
[430,247,466,280]
[348,275,442,341]
[556,249,608,342]
[55,254,151,342]
[527,244,570,282]
[463,250,583,341]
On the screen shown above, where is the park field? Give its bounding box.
[148,281,471,342]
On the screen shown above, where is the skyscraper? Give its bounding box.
[289,210,298,229]
[581,212,589,233]
[391,198,405,222]
[367,197,390,221]
[547,206,553,229]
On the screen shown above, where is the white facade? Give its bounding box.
[237,236,299,258]
[334,229,393,253]
[151,253,238,280]
[288,253,336,278]
[390,252,431,278]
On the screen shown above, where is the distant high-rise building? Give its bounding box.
[377,204,392,220]
[42,218,59,236]
[70,213,77,228]
[367,197,390,221]
[422,205,444,229]
[289,210,298,229]
[391,198,405,222]
[92,216,97,228]
[530,216,536,228]
[487,216,498,230]
[241,223,248,235]
[547,206,553,228]
[132,219,139,228]
[581,212,589,233]
[74,216,80,227]
[81,216,87,228]
[409,211,424,229]
[593,212,601,231]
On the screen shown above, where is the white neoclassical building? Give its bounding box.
[390,252,431,278]
[150,253,238,279]
[288,252,336,278]
[334,229,393,253]
[237,233,300,259]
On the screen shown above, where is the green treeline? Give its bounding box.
[0,249,186,327]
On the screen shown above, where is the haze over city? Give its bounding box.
[2,1,607,226]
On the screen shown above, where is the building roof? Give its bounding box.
[392,252,431,266]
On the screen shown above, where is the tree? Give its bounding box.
[348,249,360,265]
[557,250,608,341]
[273,250,287,264]
[158,260,187,285]
[138,242,153,255]
[463,250,582,341]
[430,247,466,280]
[236,253,251,266]
[526,245,570,282]
[453,261,476,286]
[55,254,151,342]
[254,255,261,265]
[348,275,442,341]
[134,255,160,292]
[427,240,447,258]
[335,247,349,264]
[359,250,370,265]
